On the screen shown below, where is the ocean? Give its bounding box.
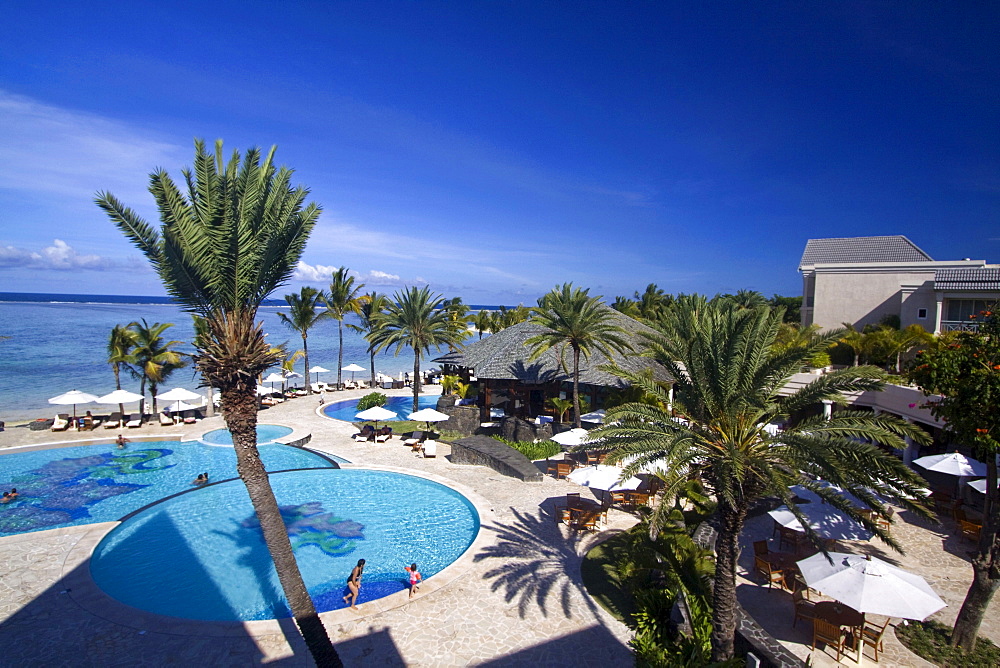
[0,292,499,423]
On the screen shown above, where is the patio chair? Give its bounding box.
[754,556,786,589]
[959,519,982,543]
[875,506,894,534]
[778,526,803,553]
[103,412,123,429]
[608,490,628,506]
[811,618,846,662]
[422,440,437,458]
[375,431,392,443]
[554,493,582,523]
[792,588,816,627]
[570,510,601,532]
[857,618,890,661]
[548,460,574,479]
[753,540,769,557]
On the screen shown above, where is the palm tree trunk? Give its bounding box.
[113,365,125,418]
[139,377,146,422]
[369,348,376,389]
[710,501,747,662]
[150,381,159,417]
[572,346,582,428]
[302,334,311,394]
[951,460,1000,650]
[220,385,341,666]
[337,319,344,389]
[412,353,421,413]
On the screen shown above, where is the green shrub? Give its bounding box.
[356,392,387,411]
[495,436,561,461]
[896,620,1000,667]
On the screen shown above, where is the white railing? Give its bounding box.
[940,320,980,332]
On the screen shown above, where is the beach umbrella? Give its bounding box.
[407,408,450,430]
[309,365,330,384]
[342,363,364,383]
[156,387,202,413]
[768,503,874,542]
[263,372,285,394]
[567,464,642,492]
[97,389,144,419]
[355,405,397,429]
[914,452,987,477]
[579,409,606,424]
[48,390,99,423]
[551,428,592,448]
[797,552,946,620]
[255,384,271,396]
[968,478,998,495]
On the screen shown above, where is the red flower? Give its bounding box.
[908,403,917,408]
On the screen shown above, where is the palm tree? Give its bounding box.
[107,323,138,416]
[278,286,326,393]
[325,267,365,390]
[527,283,632,428]
[97,139,340,665]
[867,324,934,373]
[635,283,670,320]
[839,324,869,366]
[369,286,463,412]
[348,291,389,388]
[611,295,641,318]
[593,301,933,661]
[128,320,185,417]
[443,296,472,351]
[473,309,492,340]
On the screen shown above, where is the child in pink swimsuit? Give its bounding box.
[405,562,421,599]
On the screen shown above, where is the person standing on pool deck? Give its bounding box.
[343,558,365,610]
[404,562,421,599]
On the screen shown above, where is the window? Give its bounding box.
[917,308,927,319]
[946,299,992,322]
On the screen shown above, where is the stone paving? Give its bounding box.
[0,388,636,666]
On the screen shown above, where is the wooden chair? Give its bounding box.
[792,588,816,628]
[753,540,769,557]
[876,506,894,534]
[812,618,846,662]
[778,526,803,553]
[624,491,652,507]
[953,507,967,524]
[608,490,627,505]
[959,519,982,543]
[860,618,891,662]
[551,460,574,479]
[753,556,786,589]
[790,573,810,599]
[570,510,601,532]
[555,493,582,523]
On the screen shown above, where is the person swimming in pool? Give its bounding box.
[116,434,129,449]
[343,558,365,610]
[1,492,11,504]
[192,473,209,485]
[404,562,421,599]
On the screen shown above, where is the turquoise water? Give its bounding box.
[0,299,444,422]
[322,394,440,421]
[90,469,480,621]
[0,440,336,536]
[201,424,294,445]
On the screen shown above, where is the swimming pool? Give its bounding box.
[0,440,335,537]
[201,424,294,445]
[90,469,480,621]
[322,394,440,422]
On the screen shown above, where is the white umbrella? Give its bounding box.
[551,428,592,447]
[914,452,987,477]
[797,552,946,621]
[156,387,203,413]
[579,409,606,424]
[263,372,286,394]
[567,464,642,492]
[309,365,330,384]
[48,390,99,422]
[97,389,145,420]
[355,405,397,429]
[968,478,998,494]
[255,384,272,396]
[408,408,450,426]
[768,504,874,542]
[342,363,365,383]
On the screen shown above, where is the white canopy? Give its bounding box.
[156,387,202,402]
[567,464,642,492]
[768,503,874,542]
[309,365,330,373]
[96,389,144,405]
[407,408,450,423]
[551,428,592,447]
[49,390,99,405]
[263,372,286,384]
[342,363,365,372]
[355,406,397,421]
[797,552,946,620]
[914,452,987,477]
[968,478,998,494]
[579,409,606,424]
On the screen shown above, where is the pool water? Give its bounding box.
[90,469,480,621]
[201,424,294,445]
[322,394,439,422]
[0,441,335,537]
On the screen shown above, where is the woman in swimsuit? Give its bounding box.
[343,558,365,610]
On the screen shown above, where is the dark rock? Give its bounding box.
[450,435,543,482]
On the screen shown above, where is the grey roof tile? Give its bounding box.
[799,236,932,268]
[934,267,1000,291]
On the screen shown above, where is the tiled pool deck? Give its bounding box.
[2,387,998,666]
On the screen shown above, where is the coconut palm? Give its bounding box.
[128,320,185,417]
[347,291,389,388]
[369,286,463,412]
[611,295,641,318]
[593,301,933,661]
[635,283,671,320]
[107,323,139,416]
[96,139,340,665]
[527,283,632,428]
[443,296,472,351]
[473,309,492,340]
[278,286,326,393]
[324,267,365,390]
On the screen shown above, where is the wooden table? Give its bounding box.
[760,551,798,571]
[815,601,865,658]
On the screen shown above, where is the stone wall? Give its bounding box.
[450,435,543,482]
[435,396,480,436]
[499,416,553,442]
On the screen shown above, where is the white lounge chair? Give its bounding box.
[403,431,424,447]
[104,412,123,429]
[51,414,70,431]
[422,440,437,458]
[125,413,143,428]
[159,412,175,426]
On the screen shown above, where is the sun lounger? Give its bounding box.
[81,416,100,430]
[183,410,199,424]
[422,440,437,458]
[160,412,175,426]
[103,412,124,429]
[375,432,390,443]
[125,413,143,428]
[403,431,425,447]
[51,414,70,431]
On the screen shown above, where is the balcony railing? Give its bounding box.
[940,320,980,332]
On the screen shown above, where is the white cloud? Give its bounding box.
[0,239,109,271]
[293,261,416,288]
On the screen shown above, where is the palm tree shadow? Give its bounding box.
[506,359,559,384]
[474,506,605,620]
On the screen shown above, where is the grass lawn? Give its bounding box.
[896,620,1000,668]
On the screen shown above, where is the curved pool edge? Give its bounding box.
[62,465,494,637]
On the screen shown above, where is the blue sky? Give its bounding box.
[1,1,997,305]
